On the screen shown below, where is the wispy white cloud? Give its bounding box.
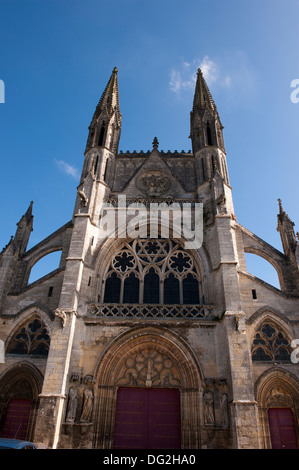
[169,66,195,93]
[169,56,220,94]
[55,159,79,179]
[198,56,219,85]
[169,51,259,106]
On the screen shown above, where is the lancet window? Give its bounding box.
[102,238,202,305]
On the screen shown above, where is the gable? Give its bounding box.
[115,149,194,199]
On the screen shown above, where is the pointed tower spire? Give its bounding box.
[91,67,120,124]
[85,67,122,154]
[192,68,217,115]
[190,68,224,153]
[191,68,229,188]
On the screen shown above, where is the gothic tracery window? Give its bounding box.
[7,318,50,356]
[101,238,202,305]
[252,321,292,362]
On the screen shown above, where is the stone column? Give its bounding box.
[33,309,77,449]
[213,214,260,448]
[224,311,260,449]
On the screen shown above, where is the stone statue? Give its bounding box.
[66,387,78,423]
[220,393,229,426]
[203,391,215,425]
[80,389,94,423]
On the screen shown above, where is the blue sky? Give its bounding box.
[0,0,298,287]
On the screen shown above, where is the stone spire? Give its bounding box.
[192,68,217,116]
[91,66,120,123]
[190,68,225,154]
[85,67,122,154]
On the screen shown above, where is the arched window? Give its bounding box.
[123,272,139,303]
[101,238,202,305]
[144,268,160,304]
[7,318,50,356]
[206,122,213,146]
[183,273,200,304]
[103,272,121,303]
[98,124,106,147]
[201,158,206,182]
[94,154,99,174]
[164,273,180,304]
[252,321,292,362]
[103,158,109,183]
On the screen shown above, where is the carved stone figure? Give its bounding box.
[54,308,76,328]
[80,388,94,423]
[220,393,229,426]
[54,308,66,327]
[66,387,78,423]
[203,391,215,425]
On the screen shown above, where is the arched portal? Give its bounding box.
[255,369,299,449]
[0,363,43,441]
[93,326,203,449]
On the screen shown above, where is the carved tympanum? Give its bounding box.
[116,347,181,387]
[266,385,293,408]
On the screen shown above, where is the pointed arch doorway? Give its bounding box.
[0,364,43,442]
[93,326,203,449]
[255,369,299,449]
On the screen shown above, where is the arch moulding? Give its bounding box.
[93,325,204,449]
[254,368,299,449]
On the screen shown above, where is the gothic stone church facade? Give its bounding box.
[0,67,299,450]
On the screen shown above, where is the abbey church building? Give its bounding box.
[0,67,299,449]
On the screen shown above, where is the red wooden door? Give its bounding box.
[1,399,32,440]
[148,388,181,449]
[268,408,298,449]
[113,388,181,449]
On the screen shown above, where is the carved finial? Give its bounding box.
[152,137,159,149]
[278,198,283,213]
[113,66,118,74]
